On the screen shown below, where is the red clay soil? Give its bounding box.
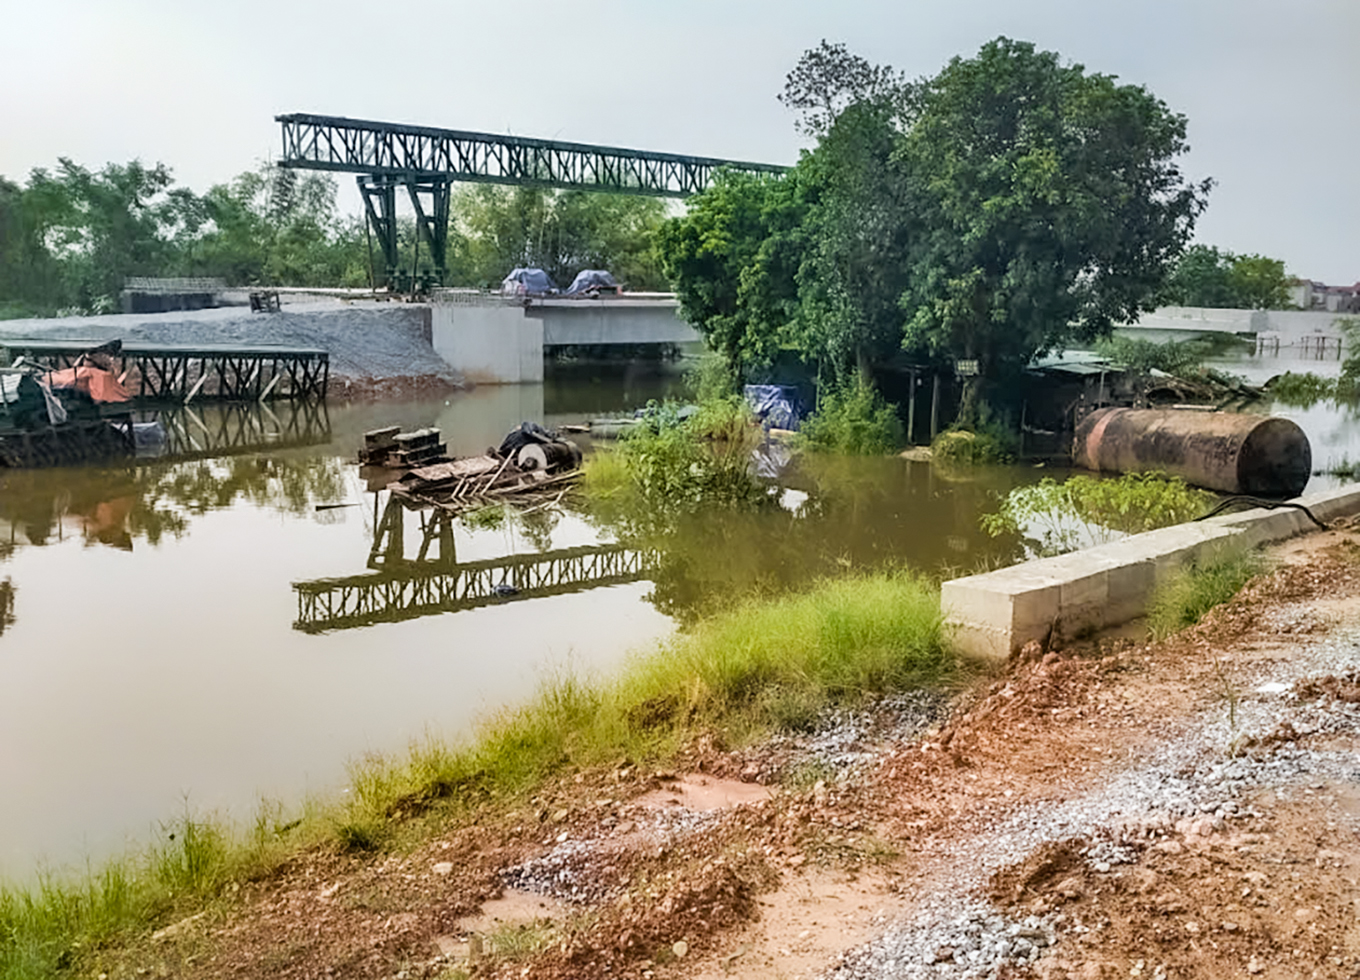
[86,529,1360,980]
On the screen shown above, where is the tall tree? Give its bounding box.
[1162,244,1291,309]
[657,170,810,372]
[778,39,906,138]
[896,38,1210,417]
[452,186,667,290]
[793,100,915,383]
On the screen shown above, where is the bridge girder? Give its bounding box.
[278,113,788,289]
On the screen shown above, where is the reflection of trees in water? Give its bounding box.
[583,455,1027,625]
[0,578,14,637]
[0,455,348,553]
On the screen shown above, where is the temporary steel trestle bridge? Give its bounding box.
[2,340,329,402]
[275,112,788,289]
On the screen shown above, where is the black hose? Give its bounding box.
[1193,495,1328,530]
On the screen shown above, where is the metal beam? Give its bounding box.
[277,113,788,198]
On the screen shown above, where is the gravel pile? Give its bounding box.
[0,300,455,381]
[753,690,953,783]
[823,619,1360,980]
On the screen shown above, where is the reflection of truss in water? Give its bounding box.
[291,496,654,633]
[140,401,331,461]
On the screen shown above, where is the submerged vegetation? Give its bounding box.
[1267,371,1337,408]
[982,472,1213,557]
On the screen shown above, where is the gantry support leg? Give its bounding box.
[405,178,452,287]
[357,175,401,289]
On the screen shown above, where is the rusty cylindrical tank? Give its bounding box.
[1073,408,1311,497]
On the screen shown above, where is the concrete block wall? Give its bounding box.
[943,485,1360,661]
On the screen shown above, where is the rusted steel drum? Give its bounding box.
[1074,408,1311,496]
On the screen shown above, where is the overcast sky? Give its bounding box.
[1,0,1355,283]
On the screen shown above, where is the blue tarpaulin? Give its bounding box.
[564,270,618,295]
[743,384,805,431]
[500,268,557,296]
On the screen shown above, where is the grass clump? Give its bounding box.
[982,472,1213,557]
[798,381,902,455]
[0,807,304,980]
[331,570,952,829]
[1147,550,1263,640]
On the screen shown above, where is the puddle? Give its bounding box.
[457,887,570,932]
[635,774,772,812]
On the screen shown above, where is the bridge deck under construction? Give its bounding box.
[292,544,653,632]
[1,339,329,402]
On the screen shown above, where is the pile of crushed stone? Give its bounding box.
[0,299,456,382]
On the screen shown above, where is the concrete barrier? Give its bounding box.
[942,484,1360,661]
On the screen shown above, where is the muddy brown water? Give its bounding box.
[0,357,1347,881]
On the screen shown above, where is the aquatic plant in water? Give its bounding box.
[981,472,1213,557]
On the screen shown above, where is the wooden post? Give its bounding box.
[906,368,917,445]
[930,374,941,440]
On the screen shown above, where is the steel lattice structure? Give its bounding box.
[276,113,785,197]
[276,113,788,288]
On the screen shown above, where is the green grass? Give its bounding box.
[0,571,953,976]
[1146,550,1263,640]
[340,570,953,822]
[982,471,1214,557]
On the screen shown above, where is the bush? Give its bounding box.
[1095,334,1247,377]
[589,399,764,509]
[931,428,1014,466]
[1266,371,1336,407]
[981,472,1213,557]
[798,382,902,455]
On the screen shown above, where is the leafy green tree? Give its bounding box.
[452,185,667,290]
[793,100,915,383]
[0,177,63,315]
[1227,253,1290,309]
[656,169,810,372]
[1163,244,1290,309]
[897,38,1210,419]
[183,164,367,287]
[21,159,195,311]
[778,39,906,138]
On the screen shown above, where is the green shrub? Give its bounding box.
[931,428,1014,466]
[982,472,1212,556]
[799,382,902,455]
[1266,371,1336,407]
[588,399,764,509]
[1147,550,1262,640]
[1095,334,1247,377]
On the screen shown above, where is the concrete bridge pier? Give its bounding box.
[430,292,701,384]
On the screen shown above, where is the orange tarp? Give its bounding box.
[45,365,132,404]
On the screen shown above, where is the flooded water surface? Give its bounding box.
[1,351,1353,881]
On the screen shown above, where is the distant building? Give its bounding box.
[1288,279,1360,313]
